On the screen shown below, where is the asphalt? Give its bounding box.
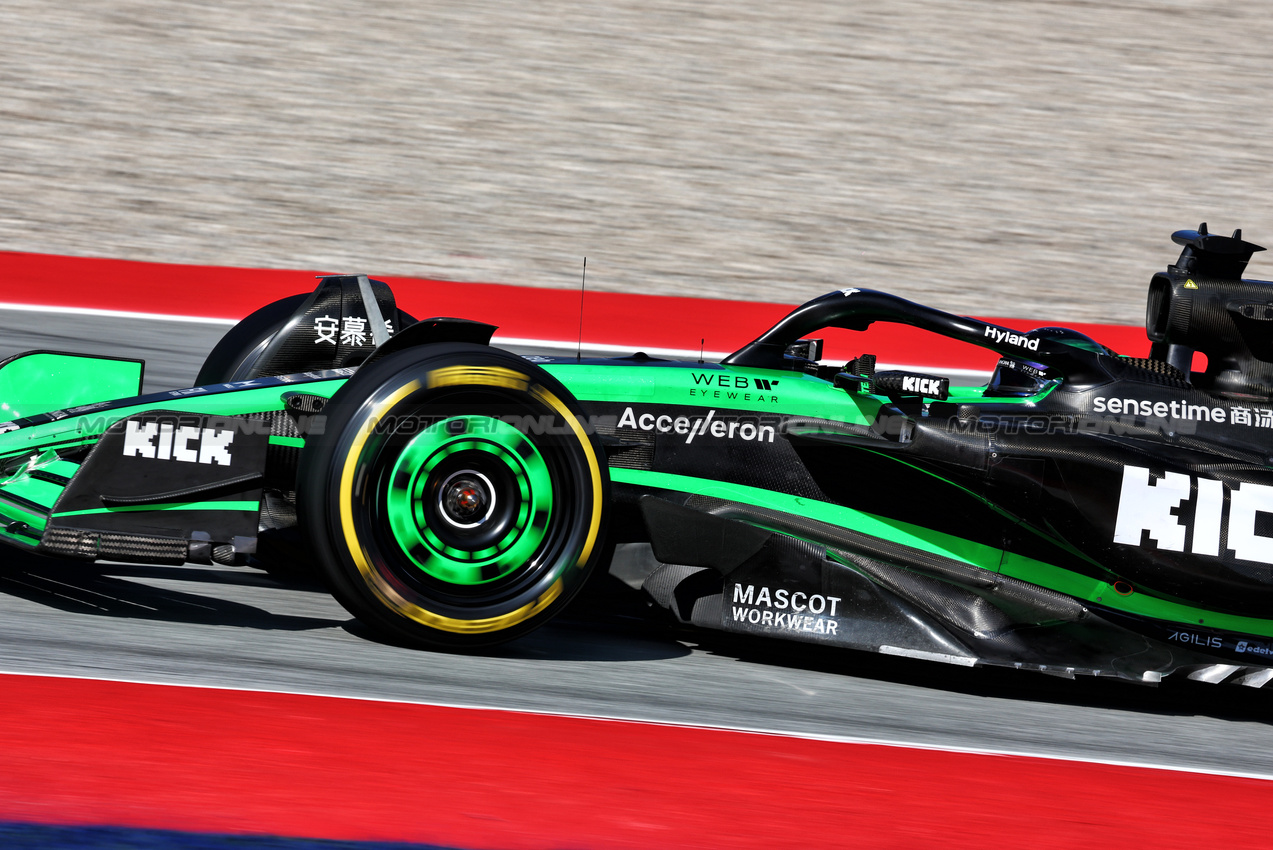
[2,309,1273,780]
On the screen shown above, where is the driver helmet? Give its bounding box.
[985,327,1113,397]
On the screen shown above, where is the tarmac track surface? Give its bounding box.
[3,308,1273,782]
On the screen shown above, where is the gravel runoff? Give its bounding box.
[2,1,1273,325]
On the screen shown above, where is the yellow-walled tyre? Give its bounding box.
[297,344,609,648]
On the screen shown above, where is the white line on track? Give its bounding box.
[0,302,991,381]
[3,668,1266,782]
[0,303,714,357]
[0,301,237,325]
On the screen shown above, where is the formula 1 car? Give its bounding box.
[4,225,1273,688]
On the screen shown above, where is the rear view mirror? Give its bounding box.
[784,338,823,361]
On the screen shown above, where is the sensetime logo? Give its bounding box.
[1094,396,1228,423]
[1113,464,1273,565]
[618,407,776,444]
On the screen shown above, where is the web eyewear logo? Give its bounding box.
[618,407,776,444]
[1113,464,1273,565]
[691,373,779,392]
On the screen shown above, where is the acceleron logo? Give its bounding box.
[1112,464,1273,565]
[618,407,776,444]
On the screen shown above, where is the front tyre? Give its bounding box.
[297,344,609,648]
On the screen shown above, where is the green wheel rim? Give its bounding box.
[385,415,553,585]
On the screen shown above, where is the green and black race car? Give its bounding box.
[4,225,1273,687]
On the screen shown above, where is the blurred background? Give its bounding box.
[1,0,1271,324]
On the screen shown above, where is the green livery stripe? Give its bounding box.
[0,498,48,531]
[613,467,1273,638]
[998,550,1100,600]
[0,523,40,547]
[53,500,261,517]
[269,436,306,448]
[0,476,65,511]
[609,468,1001,569]
[545,363,881,422]
[999,551,1273,638]
[34,459,82,479]
[545,362,1054,417]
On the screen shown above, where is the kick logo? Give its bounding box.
[122,420,235,466]
[901,376,944,396]
[1113,464,1273,565]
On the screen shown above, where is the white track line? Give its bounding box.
[0,302,714,356]
[0,301,237,325]
[1,668,1266,782]
[0,302,990,380]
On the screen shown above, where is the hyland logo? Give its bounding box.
[730,584,842,635]
[618,407,776,444]
[122,420,235,466]
[1113,464,1273,565]
[984,326,1039,351]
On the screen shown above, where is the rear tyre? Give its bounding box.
[297,344,609,648]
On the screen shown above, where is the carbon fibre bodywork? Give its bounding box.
[545,343,1273,685]
[3,227,1273,684]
